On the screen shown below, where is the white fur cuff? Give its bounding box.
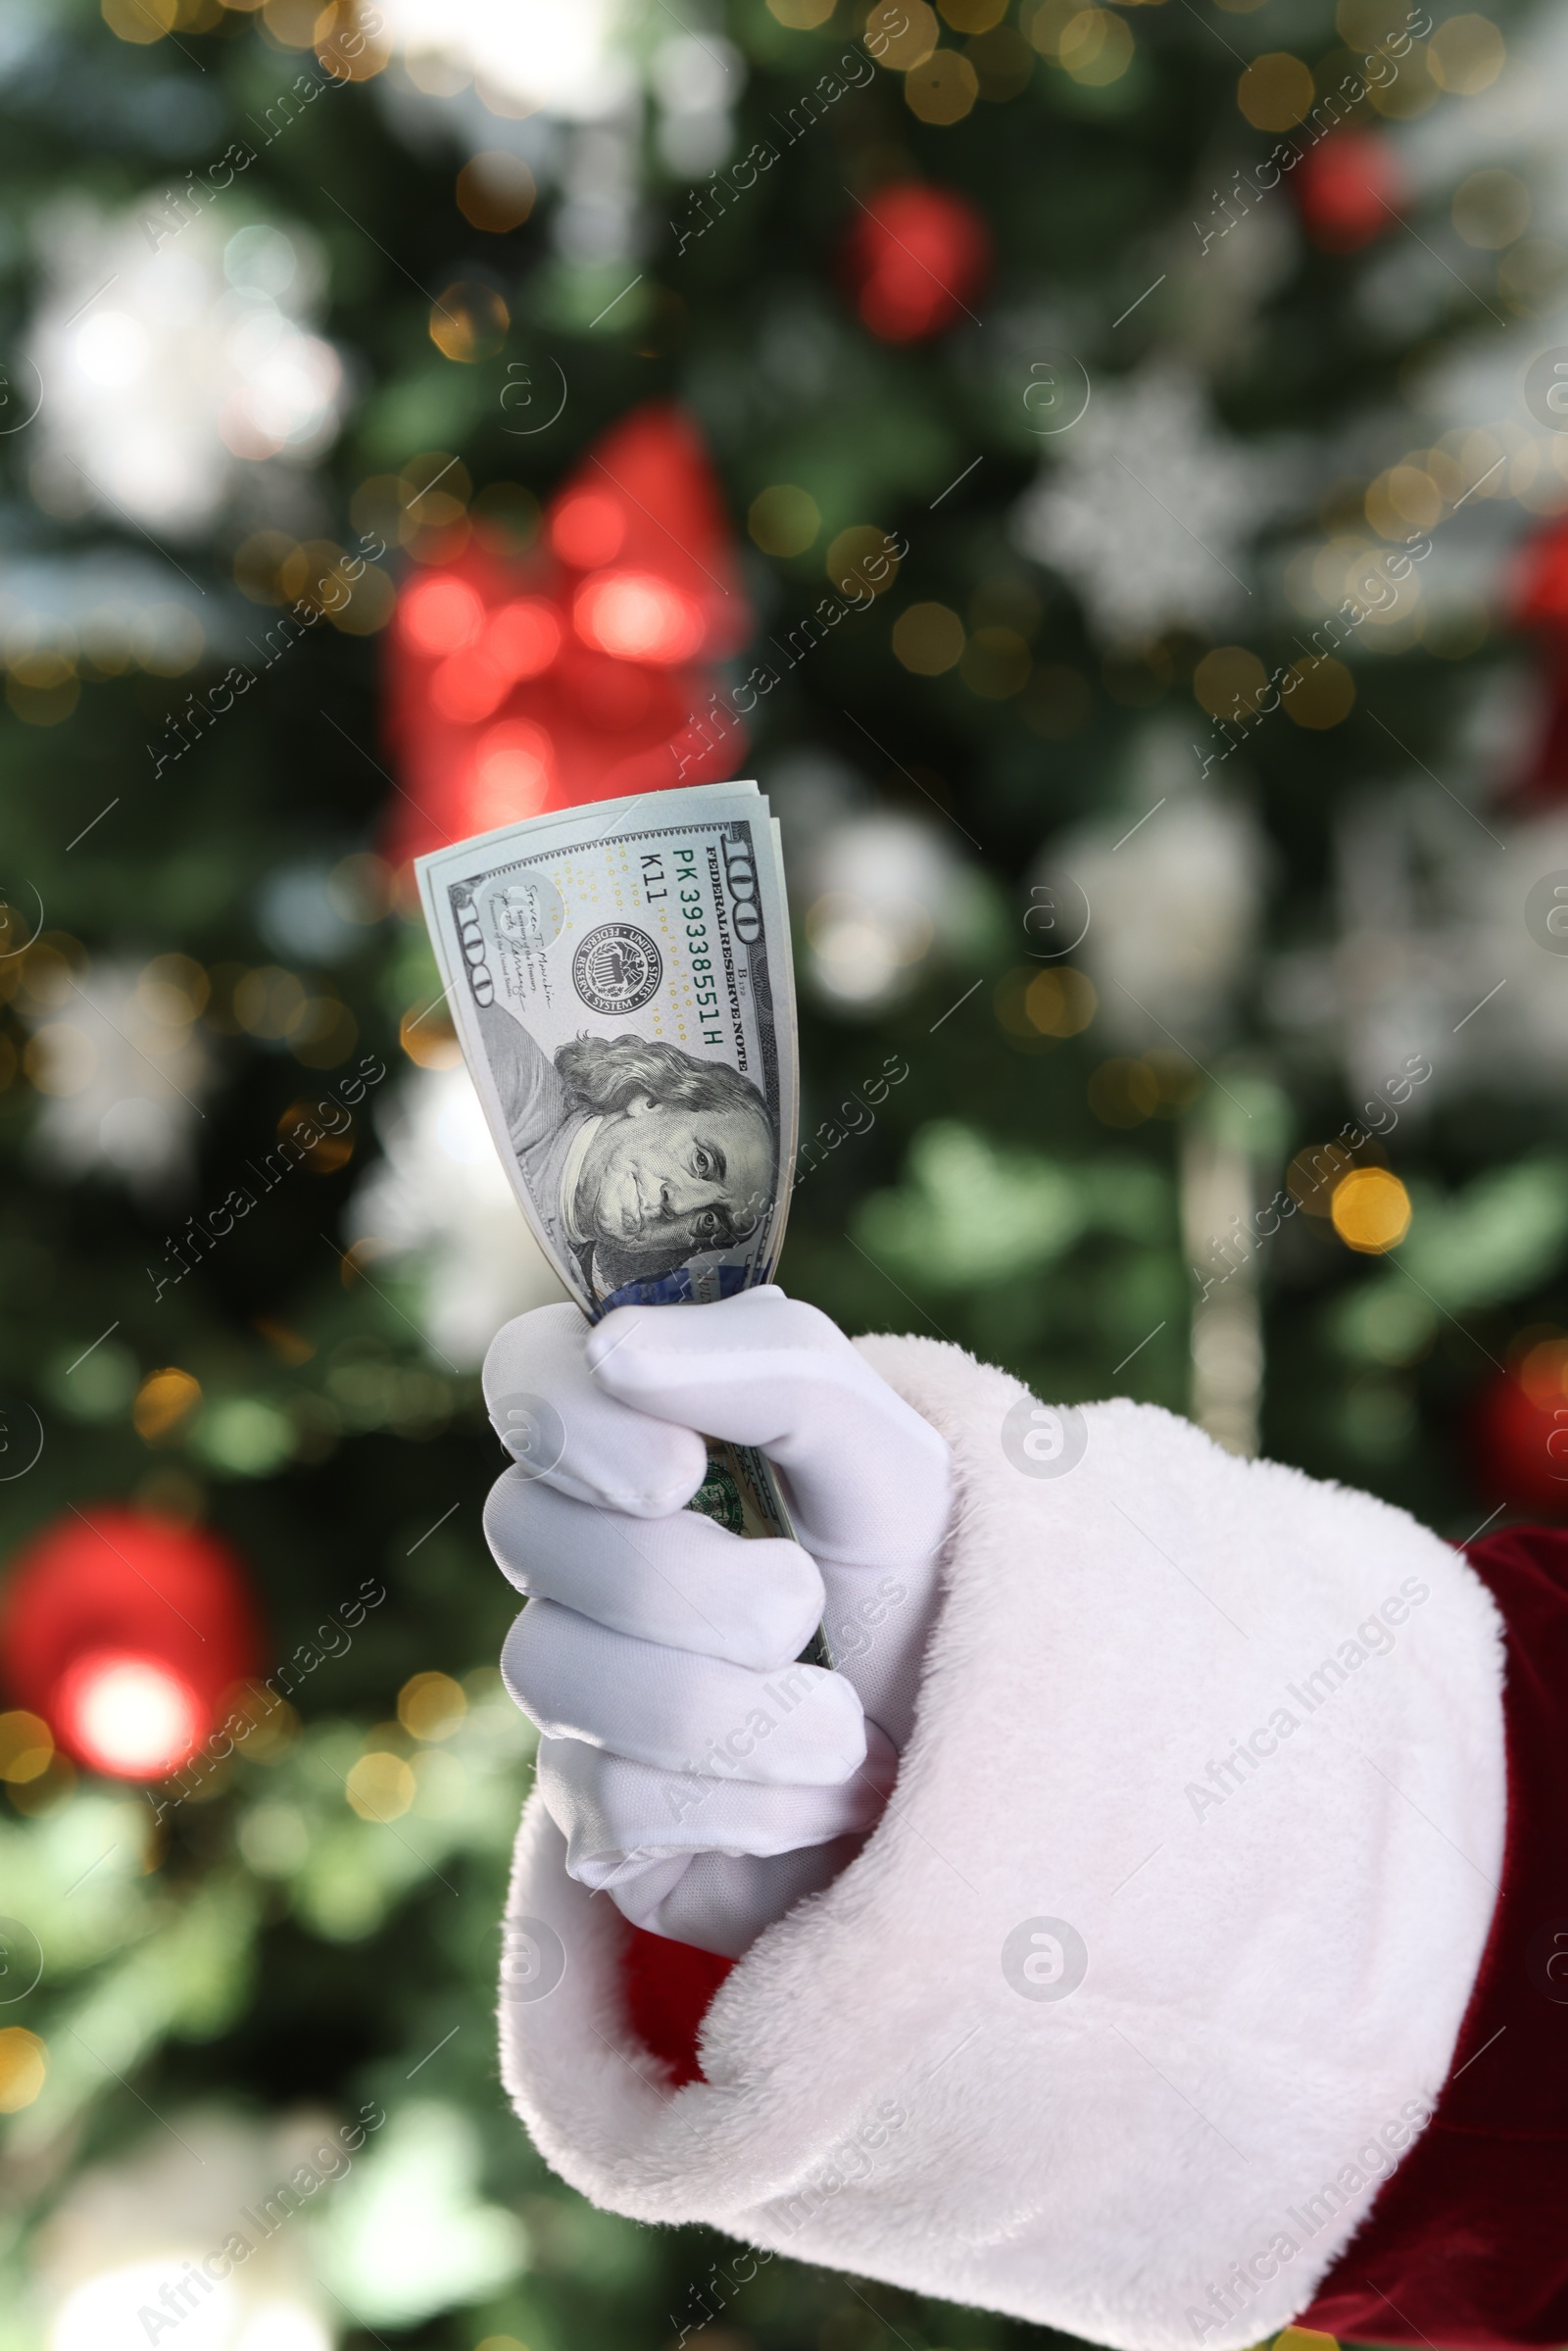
[499,1335,1506,2351]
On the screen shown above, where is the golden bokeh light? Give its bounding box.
[262,0,320,46]
[1025,967,1097,1037]
[400,1003,463,1069]
[1428,12,1505,92]
[1365,465,1443,537]
[1331,1167,1412,1254]
[138,955,210,1027]
[102,0,175,40]
[1194,646,1268,719]
[866,0,940,68]
[0,2029,46,2115]
[1367,41,1437,116]
[429,282,510,363]
[456,152,536,233]
[133,1369,203,1445]
[906,47,981,119]
[1059,9,1133,83]
[0,1712,54,1786]
[277,1097,354,1175]
[1022,0,1080,52]
[749,484,820,558]
[347,1750,416,1822]
[398,1671,468,1742]
[1283,656,1355,729]
[235,965,307,1041]
[893,602,965,674]
[1237,52,1314,130]
[826,525,901,597]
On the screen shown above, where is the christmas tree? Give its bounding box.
[1,0,1563,2345]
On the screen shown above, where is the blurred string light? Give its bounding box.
[1016,0,1135,90]
[455,150,536,233]
[371,6,745,285]
[0,2027,47,2115]
[375,0,635,118]
[232,529,395,635]
[1278,429,1568,661]
[0,557,208,727]
[39,2115,342,2351]
[55,1653,204,1780]
[26,208,344,537]
[854,0,1061,111]
[1332,1165,1414,1252]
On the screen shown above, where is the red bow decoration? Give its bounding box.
[383,403,752,864]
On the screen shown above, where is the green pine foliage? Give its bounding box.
[0,0,1554,2346]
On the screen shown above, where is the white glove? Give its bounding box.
[481,1288,952,1957]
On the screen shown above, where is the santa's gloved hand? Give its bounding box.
[481,1288,952,1957]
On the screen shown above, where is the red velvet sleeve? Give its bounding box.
[620,1926,733,2087]
[1300,1526,1568,2349]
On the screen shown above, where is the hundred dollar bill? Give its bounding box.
[416,782,804,1554]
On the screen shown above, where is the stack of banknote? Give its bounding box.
[417,781,803,1548]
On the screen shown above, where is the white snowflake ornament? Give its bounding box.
[26,202,345,537]
[1013,365,1289,644]
[22,956,213,1198]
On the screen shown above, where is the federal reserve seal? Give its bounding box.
[572,923,662,1014]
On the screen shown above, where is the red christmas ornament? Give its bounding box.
[1294,132,1407,254]
[1500,517,1568,808]
[383,403,752,864]
[1472,1352,1568,1520]
[838,182,991,344]
[1511,515,1568,631]
[0,1507,263,1779]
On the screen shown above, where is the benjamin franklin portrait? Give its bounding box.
[476,1002,777,1300]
